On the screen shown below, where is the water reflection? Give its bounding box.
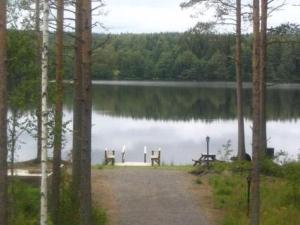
[17,82,300,164]
[64,82,300,121]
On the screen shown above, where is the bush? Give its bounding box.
[260,158,284,177]
[9,180,40,225]
[282,162,300,207]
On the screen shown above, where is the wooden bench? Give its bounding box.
[193,154,216,166]
[104,150,115,165]
[151,150,161,166]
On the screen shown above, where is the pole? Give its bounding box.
[206,136,210,168]
[144,146,147,163]
[121,145,126,163]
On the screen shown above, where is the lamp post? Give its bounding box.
[206,136,210,155]
[206,136,210,167]
[144,146,147,163]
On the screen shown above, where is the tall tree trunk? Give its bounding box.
[80,0,92,224]
[9,110,17,225]
[52,0,64,224]
[0,1,8,224]
[260,0,268,155]
[72,0,83,216]
[36,0,42,162]
[251,0,261,224]
[236,0,246,160]
[40,0,49,224]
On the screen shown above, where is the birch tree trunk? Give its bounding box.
[260,0,268,156]
[80,0,92,223]
[251,0,261,224]
[52,0,64,224]
[236,0,246,160]
[35,0,42,162]
[0,1,8,224]
[40,0,49,224]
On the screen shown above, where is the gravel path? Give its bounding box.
[93,168,210,225]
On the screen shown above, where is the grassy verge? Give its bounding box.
[194,161,300,225]
[8,174,107,225]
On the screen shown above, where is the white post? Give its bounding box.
[40,0,49,225]
[144,146,147,163]
[121,145,126,163]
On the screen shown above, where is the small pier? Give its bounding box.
[104,145,161,166]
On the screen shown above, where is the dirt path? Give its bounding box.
[92,168,219,225]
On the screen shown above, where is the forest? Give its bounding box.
[90,25,300,82]
[7,23,300,84]
[0,0,300,225]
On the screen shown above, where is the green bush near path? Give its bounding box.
[202,161,300,225]
[8,175,107,225]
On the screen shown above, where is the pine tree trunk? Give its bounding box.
[236,0,246,160]
[36,0,42,162]
[251,0,261,224]
[260,0,268,155]
[0,1,8,224]
[72,0,83,216]
[80,0,92,224]
[52,0,64,224]
[40,0,49,224]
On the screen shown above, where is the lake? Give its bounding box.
[16,81,300,164]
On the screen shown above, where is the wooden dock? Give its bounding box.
[115,162,152,167]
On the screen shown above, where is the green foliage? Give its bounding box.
[260,158,283,177]
[8,175,107,225]
[207,162,300,225]
[282,162,300,207]
[9,181,40,225]
[217,140,233,161]
[59,173,107,225]
[89,25,298,81]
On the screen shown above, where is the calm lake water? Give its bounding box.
[17,81,300,164]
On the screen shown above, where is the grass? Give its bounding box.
[201,161,300,225]
[8,174,107,225]
[94,163,194,172]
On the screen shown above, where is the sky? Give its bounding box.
[93,0,300,34]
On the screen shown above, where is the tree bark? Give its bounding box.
[72,0,83,216]
[79,0,92,224]
[251,0,261,224]
[0,1,8,224]
[260,0,268,155]
[52,0,64,224]
[40,0,49,224]
[235,0,246,160]
[36,0,42,162]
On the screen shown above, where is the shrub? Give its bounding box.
[260,158,283,177]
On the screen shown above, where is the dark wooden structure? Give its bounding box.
[193,154,216,166]
[151,150,161,166]
[104,150,115,165]
[266,148,274,158]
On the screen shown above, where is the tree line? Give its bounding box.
[0,0,299,225]
[4,23,300,83]
[89,26,300,82]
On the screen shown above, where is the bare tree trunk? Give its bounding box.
[36,0,42,162]
[40,0,49,224]
[72,0,83,216]
[0,1,8,224]
[80,0,92,224]
[251,0,261,224]
[236,0,246,160]
[52,0,64,224]
[260,0,268,155]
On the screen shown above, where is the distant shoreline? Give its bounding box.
[59,80,300,90]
